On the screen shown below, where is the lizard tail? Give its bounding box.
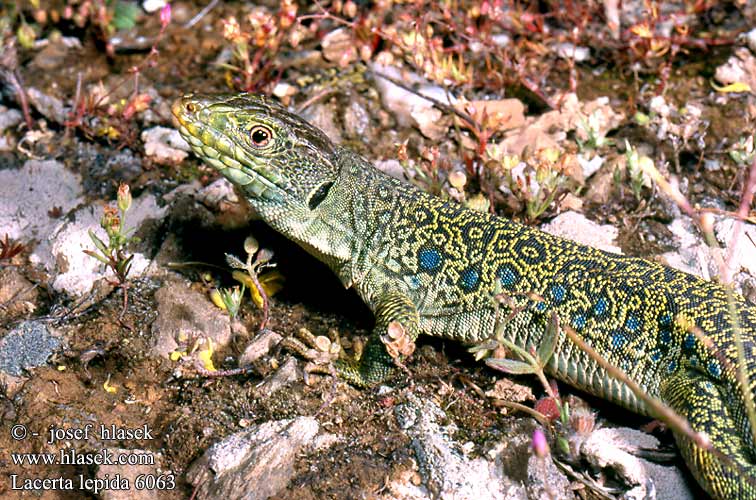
[662,371,756,499]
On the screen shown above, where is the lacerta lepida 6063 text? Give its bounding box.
[172,93,756,499]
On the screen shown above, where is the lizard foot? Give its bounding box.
[280,327,342,385]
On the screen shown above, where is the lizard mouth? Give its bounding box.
[171,95,285,202]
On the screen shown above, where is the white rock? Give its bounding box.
[142,0,167,13]
[745,28,756,53]
[0,106,23,133]
[541,211,622,254]
[660,217,711,280]
[371,62,455,139]
[715,218,756,279]
[142,126,189,163]
[581,427,694,500]
[374,159,407,180]
[0,160,84,241]
[577,153,605,178]
[552,42,590,62]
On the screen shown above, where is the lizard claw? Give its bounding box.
[381,321,416,360]
[280,327,341,385]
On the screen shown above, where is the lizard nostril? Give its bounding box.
[185,102,197,114]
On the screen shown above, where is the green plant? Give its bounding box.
[219,1,299,91]
[486,145,568,222]
[85,184,139,284]
[729,135,755,168]
[225,236,277,330]
[624,140,652,202]
[84,183,140,312]
[576,111,613,151]
[210,285,246,320]
[470,286,573,456]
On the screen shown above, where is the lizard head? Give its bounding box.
[172,93,339,219]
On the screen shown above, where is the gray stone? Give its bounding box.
[254,356,299,397]
[151,280,231,358]
[27,87,69,124]
[0,106,23,133]
[0,321,61,376]
[142,126,189,163]
[375,159,407,180]
[0,267,38,320]
[527,454,574,500]
[343,98,371,138]
[186,417,319,500]
[0,159,83,241]
[371,62,455,140]
[581,427,694,500]
[300,102,342,144]
[393,393,527,500]
[239,329,283,367]
[714,217,756,281]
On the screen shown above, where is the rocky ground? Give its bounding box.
[1,1,756,499]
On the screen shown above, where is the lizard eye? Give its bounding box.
[249,125,273,148]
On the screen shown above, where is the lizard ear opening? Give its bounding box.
[307,181,334,210]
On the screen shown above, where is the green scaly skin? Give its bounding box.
[172,93,756,499]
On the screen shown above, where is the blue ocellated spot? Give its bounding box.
[593,297,608,316]
[418,248,441,271]
[459,267,479,291]
[572,314,586,331]
[708,360,721,379]
[534,301,547,313]
[625,315,641,332]
[658,312,672,327]
[498,265,518,288]
[649,348,662,362]
[683,333,695,350]
[689,356,699,367]
[667,360,678,374]
[659,329,672,345]
[611,331,627,349]
[550,284,566,304]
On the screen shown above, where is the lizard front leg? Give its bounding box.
[337,291,421,387]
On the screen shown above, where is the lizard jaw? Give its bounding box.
[172,96,285,203]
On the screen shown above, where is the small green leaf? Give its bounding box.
[556,436,570,456]
[88,229,109,254]
[486,357,537,375]
[499,338,537,366]
[112,1,139,30]
[537,312,560,364]
[560,401,570,426]
[83,250,109,264]
[469,340,499,353]
[634,112,650,126]
[116,254,134,276]
[16,23,37,49]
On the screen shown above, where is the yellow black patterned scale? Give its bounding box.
[173,93,756,499]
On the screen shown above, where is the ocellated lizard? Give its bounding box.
[172,93,756,500]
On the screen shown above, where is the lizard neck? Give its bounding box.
[262,148,391,290]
